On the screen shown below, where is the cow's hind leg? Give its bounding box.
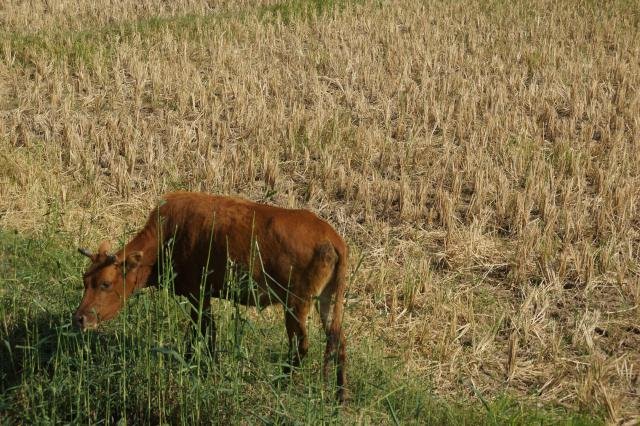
[317,288,333,381]
[282,244,335,373]
[283,301,311,373]
[306,242,348,401]
[318,286,346,385]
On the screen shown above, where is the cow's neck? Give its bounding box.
[120,226,159,289]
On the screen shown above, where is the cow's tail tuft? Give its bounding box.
[324,243,348,402]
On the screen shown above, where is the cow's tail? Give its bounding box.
[324,243,348,402]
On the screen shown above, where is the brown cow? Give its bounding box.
[73,192,348,401]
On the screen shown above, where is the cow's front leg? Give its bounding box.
[186,298,216,360]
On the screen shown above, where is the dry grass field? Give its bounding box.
[1,0,639,423]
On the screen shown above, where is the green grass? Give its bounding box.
[0,228,602,424]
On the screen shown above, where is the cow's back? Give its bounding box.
[153,192,343,302]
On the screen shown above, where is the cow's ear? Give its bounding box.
[98,240,112,256]
[123,251,143,269]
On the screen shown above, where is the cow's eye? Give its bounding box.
[100,282,112,290]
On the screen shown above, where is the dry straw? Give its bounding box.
[1,0,638,421]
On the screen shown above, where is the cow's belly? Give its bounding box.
[210,261,284,309]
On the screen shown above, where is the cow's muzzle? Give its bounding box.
[72,312,98,331]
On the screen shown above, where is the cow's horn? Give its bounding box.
[78,248,93,258]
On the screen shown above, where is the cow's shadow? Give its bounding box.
[0,311,150,392]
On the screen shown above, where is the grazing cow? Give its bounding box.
[73,192,348,401]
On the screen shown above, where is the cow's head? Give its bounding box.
[73,241,143,330]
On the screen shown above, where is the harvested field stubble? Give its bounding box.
[1,0,639,422]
